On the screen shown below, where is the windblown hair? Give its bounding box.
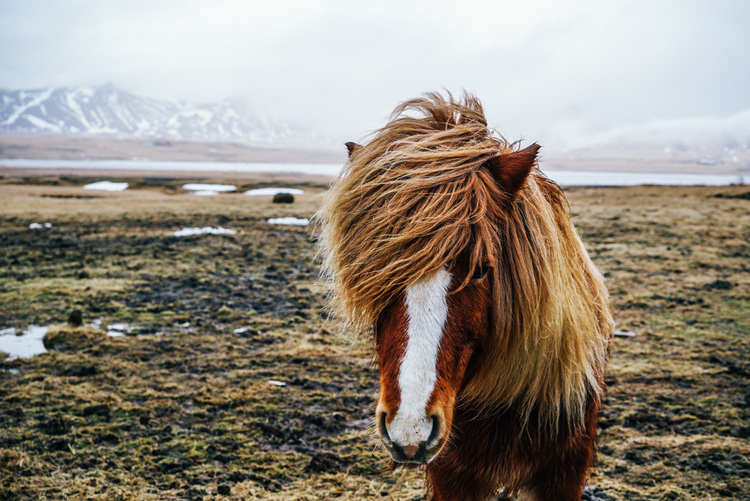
[315,92,612,429]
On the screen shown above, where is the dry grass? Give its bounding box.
[0,179,748,500]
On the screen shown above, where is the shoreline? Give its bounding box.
[0,167,335,183]
[1,165,744,187]
[1,136,749,176]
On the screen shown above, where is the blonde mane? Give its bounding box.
[315,92,613,430]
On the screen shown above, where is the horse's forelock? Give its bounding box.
[315,92,513,333]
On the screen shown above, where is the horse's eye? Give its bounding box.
[471,264,489,280]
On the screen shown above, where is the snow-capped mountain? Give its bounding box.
[0,85,296,144]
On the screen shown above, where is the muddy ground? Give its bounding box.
[0,178,748,500]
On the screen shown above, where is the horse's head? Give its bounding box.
[315,93,546,464]
[372,144,540,464]
[374,258,492,464]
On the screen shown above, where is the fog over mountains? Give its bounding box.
[1,85,749,172]
[560,109,750,160]
[0,85,306,145]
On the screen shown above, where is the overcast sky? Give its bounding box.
[1,0,749,148]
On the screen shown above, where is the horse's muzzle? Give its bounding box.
[377,411,442,464]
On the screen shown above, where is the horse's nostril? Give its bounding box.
[378,411,392,446]
[427,414,441,447]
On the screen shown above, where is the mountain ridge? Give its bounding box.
[0,85,304,145]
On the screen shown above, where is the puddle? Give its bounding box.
[1,320,193,359]
[91,319,145,337]
[0,326,49,359]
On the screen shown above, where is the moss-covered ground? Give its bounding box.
[0,178,748,500]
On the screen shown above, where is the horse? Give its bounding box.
[315,93,613,501]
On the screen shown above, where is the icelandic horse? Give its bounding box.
[315,93,613,500]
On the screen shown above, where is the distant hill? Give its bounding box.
[0,85,305,145]
[550,110,750,174]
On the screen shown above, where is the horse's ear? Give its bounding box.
[487,143,540,197]
[345,142,362,158]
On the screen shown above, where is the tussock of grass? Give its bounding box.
[42,323,106,350]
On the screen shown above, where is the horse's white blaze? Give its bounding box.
[388,268,451,445]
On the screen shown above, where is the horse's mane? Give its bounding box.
[315,92,612,431]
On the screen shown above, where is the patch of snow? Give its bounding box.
[83,181,129,191]
[0,326,49,359]
[66,89,92,130]
[107,323,133,337]
[192,190,220,196]
[172,226,237,237]
[25,114,61,132]
[614,331,637,338]
[86,126,120,134]
[244,187,304,196]
[182,183,236,192]
[267,217,309,226]
[268,380,286,387]
[29,222,52,229]
[2,87,54,126]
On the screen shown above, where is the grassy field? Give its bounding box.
[0,176,748,500]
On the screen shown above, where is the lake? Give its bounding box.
[0,158,745,186]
